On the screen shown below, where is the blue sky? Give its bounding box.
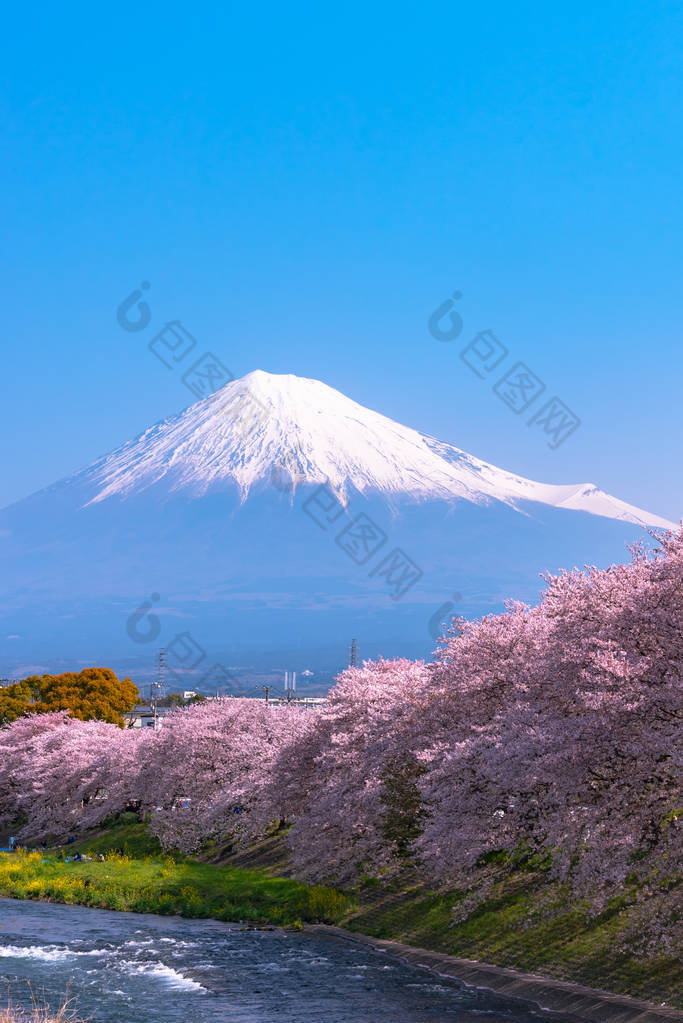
[1,1,681,522]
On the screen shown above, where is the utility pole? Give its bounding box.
[349,638,358,667]
[259,685,273,704]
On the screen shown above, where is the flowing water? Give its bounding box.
[0,898,580,1022]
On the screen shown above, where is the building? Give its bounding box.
[124,706,170,729]
[125,695,326,728]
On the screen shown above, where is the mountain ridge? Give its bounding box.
[24,369,674,530]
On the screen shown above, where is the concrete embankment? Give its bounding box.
[309,925,683,1023]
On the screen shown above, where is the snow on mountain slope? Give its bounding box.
[66,370,674,530]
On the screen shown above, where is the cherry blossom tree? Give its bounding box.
[414,527,682,946]
[272,527,681,949]
[0,712,72,831]
[136,698,308,853]
[272,658,432,883]
[0,714,146,842]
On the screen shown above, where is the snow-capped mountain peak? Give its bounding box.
[75,370,673,529]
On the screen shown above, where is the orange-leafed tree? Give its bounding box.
[0,668,140,727]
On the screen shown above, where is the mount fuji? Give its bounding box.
[0,371,675,687]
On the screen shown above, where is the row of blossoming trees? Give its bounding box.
[1,529,680,948]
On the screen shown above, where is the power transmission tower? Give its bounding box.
[150,648,166,729]
[349,638,358,667]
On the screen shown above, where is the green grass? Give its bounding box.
[68,812,164,859]
[0,848,351,927]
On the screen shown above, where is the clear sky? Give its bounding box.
[1,1,681,522]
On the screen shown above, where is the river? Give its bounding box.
[0,898,581,1022]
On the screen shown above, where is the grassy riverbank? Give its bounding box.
[2,816,680,1009]
[0,847,350,928]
